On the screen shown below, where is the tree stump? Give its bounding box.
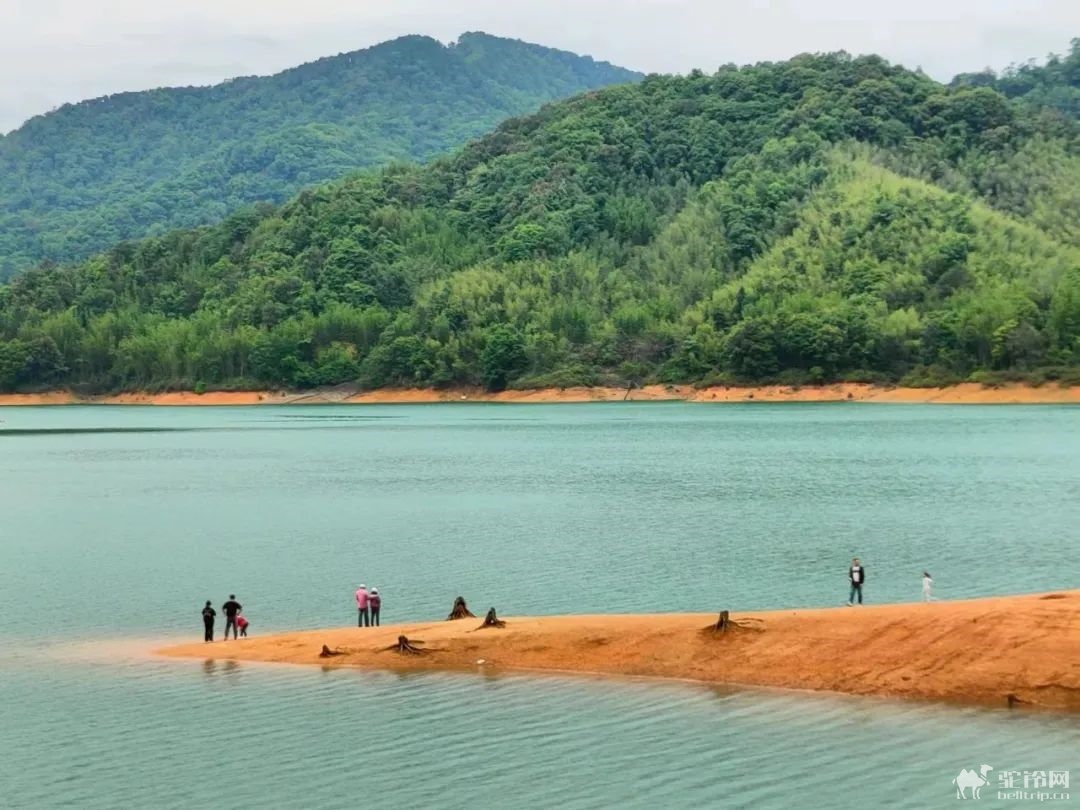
[447,596,475,621]
[319,645,345,657]
[703,611,762,636]
[382,635,428,655]
[477,607,506,629]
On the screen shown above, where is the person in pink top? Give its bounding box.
[355,584,370,627]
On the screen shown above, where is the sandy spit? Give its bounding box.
[2,382,1080,406]
[157,591,1080,713]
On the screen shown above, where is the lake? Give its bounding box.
[0,403,1077,808]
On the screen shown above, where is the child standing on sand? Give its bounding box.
[922,572,934,602]
[237,613,250,637]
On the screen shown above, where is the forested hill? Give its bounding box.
[0,32,640,277]
[951,38,1080,120]
[2,48,1080,394]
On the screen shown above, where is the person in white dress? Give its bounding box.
[922,571,934,602]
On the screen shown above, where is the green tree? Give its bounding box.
[481,325,528,391]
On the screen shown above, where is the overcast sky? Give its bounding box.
[4,0,1078,133]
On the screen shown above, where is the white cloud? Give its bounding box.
[3,0,1078,132]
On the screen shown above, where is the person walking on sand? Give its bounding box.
[848,558,866,605]
[922,571,934,602]
[237,613,250,638]
[356,584,370,627]
[202,600,216,642]
[222,594,242,640]
[369,588,382,627]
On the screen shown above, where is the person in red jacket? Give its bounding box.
[237,613,250,638]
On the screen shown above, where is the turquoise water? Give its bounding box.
[1,403,1078,808]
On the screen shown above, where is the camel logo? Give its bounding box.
[953,765,993,799]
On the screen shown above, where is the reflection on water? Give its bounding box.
[0,426,195,436]
[199,658,240,677]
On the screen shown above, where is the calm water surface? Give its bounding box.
[0,403,1078,808]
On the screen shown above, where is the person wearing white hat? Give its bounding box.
[369,588,382,626]
[355,584,370,627]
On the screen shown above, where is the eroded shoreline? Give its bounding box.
[157,591,1080,713]
[3,382,1080,406]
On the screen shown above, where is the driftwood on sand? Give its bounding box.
[447,596,475,621]
[319,645,346,657]
[477,607,506,629]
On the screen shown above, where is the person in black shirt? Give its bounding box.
[202,601,216,642]
[222,595,243,640]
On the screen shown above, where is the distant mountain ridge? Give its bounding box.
[0,32,641,277]
[2,44,1078,395]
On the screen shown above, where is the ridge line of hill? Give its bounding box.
[1,43,1079,394]
[0,31,642,275]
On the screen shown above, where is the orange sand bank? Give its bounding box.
[3,382,1080,406]
[0,390,275,406]
[158,591,1080,712]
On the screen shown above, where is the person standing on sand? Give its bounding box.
[356,584,370,627]
[237,613,250,638]
[848,558,866,605]
[202,601,216,642]
[923,571,934,602]
[369,588,381,626]
[222,594,242,640]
